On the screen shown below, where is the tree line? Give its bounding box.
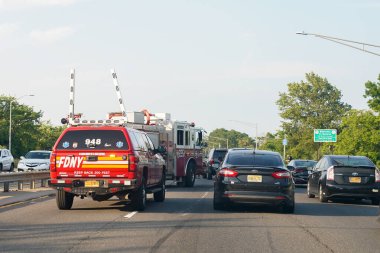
[0,95,65,157]
[208,72,380,166]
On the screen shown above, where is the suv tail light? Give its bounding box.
[327,166,335,181]
[50,152,57,172]
[129,155,139,172]
[375,169,380,183]
[272,171,291,179]
[209,160,214,166]
[218,168,238,177]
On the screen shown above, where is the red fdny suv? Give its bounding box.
[49,125,166,211]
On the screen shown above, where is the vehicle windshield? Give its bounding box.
[25,152,51,159]
[56,130,129,150]
[294,160,317,167]
[226,152,284,167]
[331,156,374,167]
[212,150,227,161]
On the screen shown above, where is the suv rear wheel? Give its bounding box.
[154,172,166,202]
[0,163,2,171]
[10,163,14,172]
[56,190,74,210]
[131,178,147,211]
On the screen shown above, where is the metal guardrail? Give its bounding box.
[0,171,50,192]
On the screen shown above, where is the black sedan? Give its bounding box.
[213,149,295,213]
[307,155,380,204]
[287,159,317,185]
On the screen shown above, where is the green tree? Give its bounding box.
[335,110,380,166]
[0,95,43,157]
[276,72,351,159]
[36,123,66,150]
[208,128,254,149]
[364,74,380,113]
[259,132,283,153]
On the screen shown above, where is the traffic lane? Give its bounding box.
[0,179,379,253]
[0,180,213,253]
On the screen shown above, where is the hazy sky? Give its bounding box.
[0,0,379,138]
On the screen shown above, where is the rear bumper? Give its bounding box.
[325,183,380,199]
[220,190,294,205]
[293,176,308,185]
[48,178,138,195]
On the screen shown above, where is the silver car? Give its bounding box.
[0,149,15,171]
[17,150,51,171]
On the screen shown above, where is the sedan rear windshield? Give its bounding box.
[25,152,51,159]
[331,157,374,167]
[57,130,129,150]
[294,161,317,167]
[226,152,283,167]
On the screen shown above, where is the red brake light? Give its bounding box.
[209,160,214,165]
[375,169,380,183]
[129,155,139,172]
[50,153,57,172]
[218,168,238,177]
[326,166,334,181]
[272,171,291,179]
[294,168,303,173]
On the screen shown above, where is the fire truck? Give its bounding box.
[58,69,205,187]
[124,111,205,187]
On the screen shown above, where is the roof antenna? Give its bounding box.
[66,69,75,125]
[111,69,127,121]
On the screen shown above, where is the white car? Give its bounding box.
[0,149,15,171]
[17,150,51,172]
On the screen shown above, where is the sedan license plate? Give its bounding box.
[349,177,361,183]
[247,175,262,183]
[85,180,99,187]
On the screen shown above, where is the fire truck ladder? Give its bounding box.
[65,69,128,126]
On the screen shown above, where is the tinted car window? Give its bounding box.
[57,130,129,150]
[128,131,140,150]
[226,152,283,167]
[330,156,374,167]
[25,152,51,159]
[134,132,148,151]
[294,161,317,167]
[212,150,228,160]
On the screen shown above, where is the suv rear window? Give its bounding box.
[227,152,283,167]
[57,130,129,150]
[294,161,317,167]
[211,150,227,160]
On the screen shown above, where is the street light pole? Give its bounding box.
[8,94,34,153]
[296,31,380,57]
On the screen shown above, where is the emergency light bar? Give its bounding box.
[68,118,128,126]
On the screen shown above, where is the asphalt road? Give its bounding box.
[0,179,379,253]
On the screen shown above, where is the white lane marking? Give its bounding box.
[124,211,138,219]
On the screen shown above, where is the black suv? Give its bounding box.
[206,148,228,180]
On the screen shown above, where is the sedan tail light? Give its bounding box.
[326,166,335,181]
[218,168,238,177]
[209,160,214,165]
[375,169,380,183]
[272,171,291,179]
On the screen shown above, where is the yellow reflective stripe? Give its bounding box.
[81,165,129,169]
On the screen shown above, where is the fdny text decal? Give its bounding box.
[57,156,84,169]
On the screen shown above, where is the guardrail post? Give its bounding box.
[41,179,46,187]
[4,182,10,192]
[30,180,35,189]
[18,181,23,190]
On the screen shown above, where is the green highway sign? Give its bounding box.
[314,129,337,142]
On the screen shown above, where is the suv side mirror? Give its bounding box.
[20,156,25,160]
